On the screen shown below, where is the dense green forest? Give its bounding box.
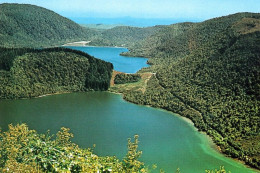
[116,13,260,169]
[0,47,113,99]
[0,3,98,48]
[1,2,259,171]
[88,25,166,47]
[81,24,126,30]
[114,73,141,84]
[0,3,165,48]
[120,22,195,58]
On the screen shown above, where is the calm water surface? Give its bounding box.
[0,47,256,172]
[66,46,149,73]
[0,92,255,173]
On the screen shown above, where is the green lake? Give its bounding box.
[0,46,257,172]
[0,92,256,172]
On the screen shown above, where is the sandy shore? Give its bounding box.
[62,41,126,48]
[63,41,91,46]
[37,91,70,98]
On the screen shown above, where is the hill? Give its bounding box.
[121,22,195,58]
[0,3,97,48]
[81,24,126,30]
[116,12,260,169]
[88,25,166,47]
[0,3,166,48]
[0,47,113,99]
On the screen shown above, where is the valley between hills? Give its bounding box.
[0,3,259,172]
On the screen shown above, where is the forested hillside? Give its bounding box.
[121,22,195,58]
[0,3,97,48]
[0,3,166,49]
[114,73,141,84]
[88,25,166,47]
[1,3,259,170]
[118,13,260,169]
[0,47,113,99]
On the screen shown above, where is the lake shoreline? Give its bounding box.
[36,91,71,98]
[1,45,257,172]
[8,89,259,172]
[105,47,260,172]
[109,67,259,172]
[115,91,259,172]
[62,41,126,49]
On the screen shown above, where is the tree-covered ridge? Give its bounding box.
[125,13,260,64]
[0,47,113,99]
[114,73,141,84]
[88,25,166,47]
[120,22,195,59]
[116,13,260,169]
[0,3,98,48]
[0,3,166,49]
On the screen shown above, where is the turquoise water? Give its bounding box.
[0,92,256,173]
[66,46,149,73]
[0,46,257,172]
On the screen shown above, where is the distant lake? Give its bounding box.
[66,46,149,73]
[0,92,254,173]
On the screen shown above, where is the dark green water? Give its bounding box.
[0,92,255,173]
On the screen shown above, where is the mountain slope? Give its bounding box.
[0,47,113,99]
[88,25,166,47]
[0,3,97,48]
[118,13,260,169]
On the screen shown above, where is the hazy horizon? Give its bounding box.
[0,0,259,26]
[69,16,202,27]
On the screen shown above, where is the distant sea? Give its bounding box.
[69,17,200,27]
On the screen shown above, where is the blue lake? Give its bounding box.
[66,46,149,73]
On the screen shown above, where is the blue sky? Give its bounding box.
[1,0,259,20]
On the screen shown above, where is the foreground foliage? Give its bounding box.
[0,47,113,99]
[0,124,231,173]
[117,13,260,169]
[0,124,146,172]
